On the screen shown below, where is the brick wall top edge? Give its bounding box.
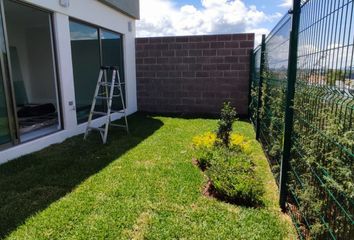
[136,33,255,40]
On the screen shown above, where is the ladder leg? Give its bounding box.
[84,69,104,140]
[117,70,129,134]
[102,69,116,144]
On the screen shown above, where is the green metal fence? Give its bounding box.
[249,0,354,239]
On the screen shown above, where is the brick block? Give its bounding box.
[188,64,203,71]
[189,50,202,56]
[136,38,149,44]
[162,37,176,43]
[150,37,162,43]
[169,57,183,64]
[189,36,203,42]
[169,72,182,78]
[225,42,240,48]
[240,41,254,48]
[156,57,169,64]
[183,57,196,64]
[211,42,224,49]
[176,50,189,56]
[196,57,210,64]
[217,49,232,56]
[217,35,232,41]
[196,72,209,78]
[176,36,189,42]
[169,43,183,49]
[210,57,224,63]
[183,72,196,78]
[201,35,216,41]
[144,57,156,64]
[225,56,239,63]
[239,55,250,63]
[232,34,247,41]
[232,49,247,55]
[202,64,217,71]
[162,50,175,57]
[175,64,189,71]
[217,64,231,71]
[203,49,217,56]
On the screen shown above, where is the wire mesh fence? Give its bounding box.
[249,0,354,239]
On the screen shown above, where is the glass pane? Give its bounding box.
[69,21,101,124]
[100,30,126,110]
[4,0,61,143]
[0,4,11,145]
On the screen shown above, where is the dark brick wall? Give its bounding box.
[136,33,254,116]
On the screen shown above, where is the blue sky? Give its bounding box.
[172,0,291,31]
[137,0,293,44]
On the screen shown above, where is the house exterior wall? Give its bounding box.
[0,0,138,164]
[136,34,254,117]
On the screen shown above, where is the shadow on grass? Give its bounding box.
[0,113,163,239]
[139,111,250,121]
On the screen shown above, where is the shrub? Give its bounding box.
[217,102,237,147]
[207,151,264,206]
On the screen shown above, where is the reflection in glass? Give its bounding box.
[70,21,101,124]
[101,30,126,110]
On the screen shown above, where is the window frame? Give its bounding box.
[69,18,127,124]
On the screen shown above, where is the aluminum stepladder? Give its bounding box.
[84,66,129,144]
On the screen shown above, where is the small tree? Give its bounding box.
[217,102,237,147]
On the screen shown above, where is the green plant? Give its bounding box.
[289,83,354,238]
[194,146,217,170]
[207,151,264,206]
[217,102,237,147]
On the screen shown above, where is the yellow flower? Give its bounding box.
[230,133,251,154]
[192,132,217,149]
[230,134,245,145]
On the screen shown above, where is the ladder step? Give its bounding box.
[111,110,125,113]
[88,127,105,132]
[95,96,111,100]
[92,111,108,116]
[110,123,127,128]
[99,82,120,87]
[97,95,121,99]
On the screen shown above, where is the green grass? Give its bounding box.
[0,114,295,239]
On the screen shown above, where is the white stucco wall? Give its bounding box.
[0,0,137,164]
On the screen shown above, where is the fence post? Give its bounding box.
[255,34,266,140]
[279,0,301,211]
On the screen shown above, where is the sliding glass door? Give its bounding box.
[3,0,61,143]
[0,1,12,147]
[0,0,62,149]
[70,20,125,124]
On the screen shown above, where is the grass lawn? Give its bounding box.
[0,114,295,239]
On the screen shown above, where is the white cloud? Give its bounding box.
[245,27,269,45]
[279,0,292,8]
[137,0,282,43]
